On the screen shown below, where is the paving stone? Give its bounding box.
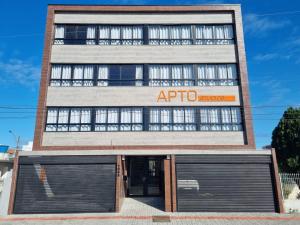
[1,198,300,225]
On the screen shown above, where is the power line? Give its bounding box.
[0,104,298,110]
[0,110,295,117]
[1,114,300,121]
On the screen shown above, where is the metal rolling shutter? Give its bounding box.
[176,155,277,212]
[14,156,116,214]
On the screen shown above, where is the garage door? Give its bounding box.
[176,155,277,212]
[14,156,116,214]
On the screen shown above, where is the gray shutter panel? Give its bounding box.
[14,156,116,214]
[176,155,277,212]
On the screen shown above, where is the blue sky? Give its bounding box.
[0,0,300,149]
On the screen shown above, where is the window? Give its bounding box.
[197,64,238,86]
[195,25,234,45]
[98,26,143,45]
[149,65,194,86]
[50,64,144,87]
[45,108,92,132]
[97,66,109,86]
[50,65,94,86]
[54,25,96,45]
[45,107,242,132]
[54,24,235,45]
[50,64,237,87]
[54,25,65,45]
[69,108,92,131]
[107,65,143,86]
[149,108,196,131]
[199,107,242,131]
[148,26,192,45]
[95,108,143,131]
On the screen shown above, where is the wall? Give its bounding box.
[51,45,236,64]
[54,12,233,24]
[42,131,245,146]
[46,86,241,107]
[0,170,12,216]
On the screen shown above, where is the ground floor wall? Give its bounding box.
[8,150,284,214]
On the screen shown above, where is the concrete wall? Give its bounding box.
[46,86,241,107]
[0,162,13,178]
[0,170,12,216]
[42,131,245,146]
[51,45,237,64]
[54,12,233,24]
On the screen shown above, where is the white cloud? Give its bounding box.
[254,53,279,61]
[253,53,291,61]
[281,36,300,63]
[244,14,290,37]
[260,79,291,105]
[0,58,40,87]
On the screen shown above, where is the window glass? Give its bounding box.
[121,65,136,86]
[86,26,96,45]
[55,24,234,45]
[196,64,238,86]
[46,107,242,132]
[65,25,76,40]
[95,109,107,131]
[97,66,109,86]
[58,109,69,124]
[83,66,94,86]
[109,65,121,86]
[195,25,234,45]
[50,64,237,87]
[70,109,81,123]
[99,26,110,45]
[132,108,143,123]
[77,26,87,40]
[54,25,65,44]
[47,109,58,124]
[73,66,84,86]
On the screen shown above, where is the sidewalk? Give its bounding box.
[1,198,300,225]
[1,213,300,225]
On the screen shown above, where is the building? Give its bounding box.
[0,146,13,178]
[8,5,283,214]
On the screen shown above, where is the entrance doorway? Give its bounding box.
[126,156,164,197]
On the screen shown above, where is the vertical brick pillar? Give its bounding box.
[164,158,172,212]
[115,155,122,212]
[271,149,284,213]
[171,155,177,212]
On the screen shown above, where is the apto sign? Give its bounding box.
[157,90,236,102]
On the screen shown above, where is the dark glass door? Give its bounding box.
[128,157,163,196]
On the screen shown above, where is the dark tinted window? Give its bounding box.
[77,26,87,40]
[121,65,136,86]
[109,65,137,86]
[65,26,76,40]
[65,26,87,44]
[109,65,121,86]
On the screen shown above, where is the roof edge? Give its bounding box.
[47,4,241,12]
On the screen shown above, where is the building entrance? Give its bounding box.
[127,156,164,196]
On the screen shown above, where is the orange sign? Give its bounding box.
[157,90,236,102]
